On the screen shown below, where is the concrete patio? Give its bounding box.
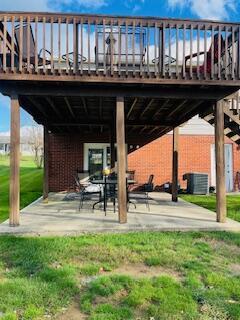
[1,192,240,236]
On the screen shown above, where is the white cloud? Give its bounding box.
[168,0,236,20]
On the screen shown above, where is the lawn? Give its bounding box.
[0,231,239,319]
[0,156,43,223]
[180,194,240,222]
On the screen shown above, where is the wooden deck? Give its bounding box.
[0,12,240,85]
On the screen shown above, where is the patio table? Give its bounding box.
[91,179,136,213]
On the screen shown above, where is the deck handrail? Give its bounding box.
[0,12,240,26]
[0,12,240,83]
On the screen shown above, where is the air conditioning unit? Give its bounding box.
[183,173,209,195]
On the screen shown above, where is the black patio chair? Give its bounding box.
[74,176,101,211]
[93,175,117,214]
[128,174,154,211]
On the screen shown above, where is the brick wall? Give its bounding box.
[48,134,84,191]
[128,135,240,190]
[48,133,240,192]
[48,132,111,192]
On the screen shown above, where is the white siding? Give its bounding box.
[168,116,214,135]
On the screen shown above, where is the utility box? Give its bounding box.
[183,173,209,195]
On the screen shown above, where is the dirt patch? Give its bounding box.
[56,302,87,320]
[229,263,240,276]
[206,239,240,256]
[108,263,182,280]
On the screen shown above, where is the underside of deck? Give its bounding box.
[1,81,238,144]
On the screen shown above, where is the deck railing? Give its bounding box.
[0,12,240,82]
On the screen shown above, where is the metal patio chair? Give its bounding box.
[128,174,154,211]
[62,52,87,69]
[74,176,102,211]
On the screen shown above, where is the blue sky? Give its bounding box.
[0,0,239,133]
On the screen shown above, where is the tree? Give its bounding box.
[26,125,43,169]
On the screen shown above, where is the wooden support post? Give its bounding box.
[110,127,116,169]
[43,127,49,203]
[172,127,179,202]
[9,94,20,227]
[116,97,127,223]
[215,100,226,223]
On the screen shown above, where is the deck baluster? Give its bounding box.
[225,26,228,80]
[133,20,136,77]
[147,22,150,76]
[176,24,179,79]
[211,25,214,79]
[88,20,90,75]
[34,16,38,74]
[19,16,23,72]
[58,17,61,75]
[50,17,54,74]
[3,16,7,72]
[103,19,106,76]
[197,24,200,79]
[232,26,235,80]
[162,22,165,78]
[95,20,98,76]
[73,17,77,74]
[43,17,46,73]
[118,19,121,76]
[125,20,128,77]
[11,16,15,72]
[27,16,30,73]
[154,22,157,77]
[218,26,221,80]
[168,24,171,78]
[158,23,162,77]
[110,19,114,76]
[182,23,186,79]
[140,21,143,77]
[190,24,193,79]
[80,18,83,75]
[204,24,207,79]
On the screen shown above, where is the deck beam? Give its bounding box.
[9,94,20,227]
[215,100,226,223]
[116,97,127,224]
[0,84,236,101]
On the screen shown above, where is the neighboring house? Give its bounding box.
[0,135,33,156]
[0,136,10,154]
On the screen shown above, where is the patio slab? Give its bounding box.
[0,192,240,236]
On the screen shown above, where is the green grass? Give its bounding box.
[0,155,43,223]
[180,194,240,222]
[0,232,240,319]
